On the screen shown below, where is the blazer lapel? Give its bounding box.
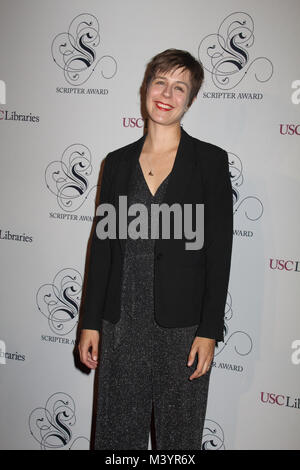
[115,127,196,254]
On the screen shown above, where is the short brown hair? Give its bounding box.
[142,48,204,107]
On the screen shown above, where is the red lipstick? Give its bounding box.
[154,101,174,111]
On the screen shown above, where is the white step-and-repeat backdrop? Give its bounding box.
[0,0,299,450]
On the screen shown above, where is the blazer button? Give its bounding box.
[156,252,163,260]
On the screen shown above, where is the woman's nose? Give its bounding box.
[162,84,172,98]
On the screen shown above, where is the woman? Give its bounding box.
[78,49,233,450]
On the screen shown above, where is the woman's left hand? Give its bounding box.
[187,336,216,380]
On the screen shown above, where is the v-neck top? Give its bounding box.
[112,157,171,348]
[137,159,171,198]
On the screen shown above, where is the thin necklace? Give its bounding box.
[147,159,154,176]
[145,130,181,176]
[143,153,154,176]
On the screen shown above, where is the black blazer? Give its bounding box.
[80,127,233,343]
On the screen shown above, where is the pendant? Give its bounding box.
[148,170,154,176]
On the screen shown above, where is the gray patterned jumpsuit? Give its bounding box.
[94,158,212,450]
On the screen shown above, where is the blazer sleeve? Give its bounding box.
[195,149,233,342]
[80,152,114,331]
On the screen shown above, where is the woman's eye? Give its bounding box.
[175,86,184,92]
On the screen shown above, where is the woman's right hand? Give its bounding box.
[78,329,100,369]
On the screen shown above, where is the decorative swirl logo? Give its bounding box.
[198,12,273,90]
[228,152,264,220]
[29,392,89,450]
[51,13,117,85]
[36,268,82,335]
[215,291,253,357]
[45,144,97,212]
[202,419,225,450]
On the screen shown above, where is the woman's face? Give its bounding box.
[146,67,194,127]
